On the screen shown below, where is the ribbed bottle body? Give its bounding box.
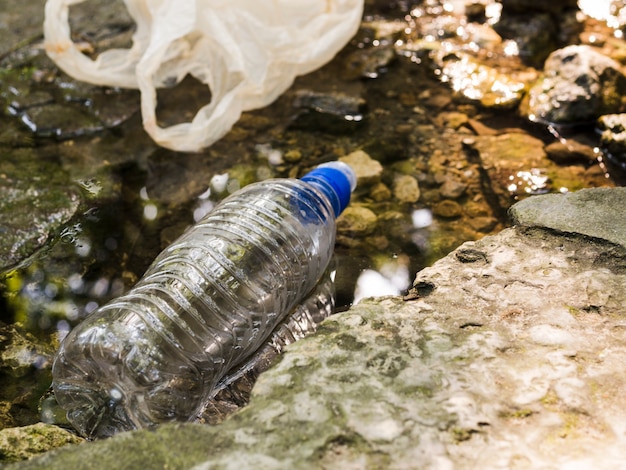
[52,179,336,438]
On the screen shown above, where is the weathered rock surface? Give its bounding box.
[8,188,626,469]
[509,187,626,249]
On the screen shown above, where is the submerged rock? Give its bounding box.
[544,137,597,165]
[392,174,420,203]
[0,323,55,433]
[467,132,555,211]
[339,150,383,187]
[9,188,626,469]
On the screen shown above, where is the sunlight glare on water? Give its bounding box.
[579,0,615,21]
[579,0,626,36]
[353,258,411,304]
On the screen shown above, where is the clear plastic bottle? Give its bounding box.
[52,162,356,439]
[199,268,336,423]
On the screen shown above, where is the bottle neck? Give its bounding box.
[300,163,356,217]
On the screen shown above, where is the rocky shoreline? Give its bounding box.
[4,187,625,468]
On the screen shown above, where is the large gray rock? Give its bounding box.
[509,187,626,249]
[9,188,626,469]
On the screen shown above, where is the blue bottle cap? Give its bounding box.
[301,161,357,217]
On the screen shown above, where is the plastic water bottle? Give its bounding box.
[200,269,336,424]
[52,162,356,439]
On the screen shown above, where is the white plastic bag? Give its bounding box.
[44,0,364,152]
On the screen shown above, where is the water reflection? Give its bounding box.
[351,208,432,304]
[412,208,433,229]
[506,169,550,195]
[139,187,159,221]
[353,257,411,305]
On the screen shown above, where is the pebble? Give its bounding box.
[545,140,597,164]
[439,176,468,199]
[336,206,378,237]
[437,112,469,130]
[392,175,420,203]
[433,200,463,218]
[598,113,626,157]
[369,182,392,202]
[339,150,384,186]
[467,216,498,233]
[283,149,302,163]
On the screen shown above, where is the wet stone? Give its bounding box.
[545,139,598,165]
[469,132,557,210]
[336,205,378,237]
[0,322,56,432]
[66,0,135,55]
[369,182,392,202]
[290,90,367,134]
[392,174,420,203]
[436,111,469,130]
[8,91,54,113]
[0,151,82,272]
[0,324,52,377]
[436,51,527,109]
[283,149,302,163]
[465,2,487,23]
[525,45,626,124]
[432,199,463,218]
[339,150,383,187]
[493,11,557,66]
[467,215,498,233]
[0,423,83,464]
[0,120,35,147]
[343,45,396,80]
[0,2,45,60]
[54,77,102,106]
[439,176,467,199]
[19,104,105,139]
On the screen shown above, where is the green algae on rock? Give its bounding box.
[0,423,83,463]
[0,150,81,273]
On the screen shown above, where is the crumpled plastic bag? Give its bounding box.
[44,0,364,152]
